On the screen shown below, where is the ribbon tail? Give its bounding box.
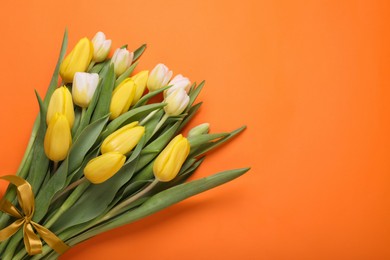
[24,222,42,255]
[0,218,24,241]
[32,222,70,255]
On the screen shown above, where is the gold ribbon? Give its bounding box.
[0,175,70,255]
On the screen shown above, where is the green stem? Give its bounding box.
[16,116,40,177]
[24,180,159,260]
[75,107,87,138]
[87,61,96,72]
[139,110,158,125]
[51,177,86,203]
[98,179,158,223]
[151,113,169,137]
[2,229,23,260]
[52,161,59,173]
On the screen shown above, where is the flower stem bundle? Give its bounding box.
[0,30,249,260]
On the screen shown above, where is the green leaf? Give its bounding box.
[15,29,68,179]
[52,136,146,232]
[91,65,115,122]
[107,135,147,207]
[33,116,109,222]
[190,126,246,158]
[44,29,68,105]
[175,102,202,134]
[133,85,171,108]
[67,168,250,245]
[119,121,183,197]
[26,92,50,195]
[187,80,205,109]
[71,107,82,136]
[188,132,229,148]
[152,157,206,194]
[125,161,154,194]
[136,121,181,170]
[33,159,69,222]
[179,157,198,175]
[68,115,109,173]
[89,61,107,74]
[124,156,202,199]
[133,44,147,61]
[115,61,139,87]
[66,146,100,185]
[143,109,164,142]
[0,30,69,255]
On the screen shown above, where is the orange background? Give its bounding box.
[1,0,390,259]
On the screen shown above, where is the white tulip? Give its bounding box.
[91,32,112,62]
[111,48,133,76]
[147,63,173,92]
[165,74,191,97]
[163,88,190,116]
[72,72,100,108]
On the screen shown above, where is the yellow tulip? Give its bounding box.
[153,134,190,182]
[44,113,72,162]
[101,122,145,154]
[130,70,149,105]
[109,79,136,120]
[46,86,75,127]
[60,37,94,83]
[84,152,126,184]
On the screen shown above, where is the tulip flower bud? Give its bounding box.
[153,134,190,182]
[47,86,75,127]
[109,78,136,120]
[72,72,100,108]
[44,113,72,162]
[91,32,112,62]
[130,70,149,105]
[147,63,173,92]
[188,123,210,138]
[84,152,126,184]
[111,48,133,76]
[60,37,94,83]
[163,88,190,116]
[101,122,145,154]
[165,74,191,97]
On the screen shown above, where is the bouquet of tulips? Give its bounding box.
[0,30,249,259]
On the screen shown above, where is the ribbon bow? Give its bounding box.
[0,175,70,255]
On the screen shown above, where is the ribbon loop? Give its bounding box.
[0,175,70,256]
[0,198,23,218]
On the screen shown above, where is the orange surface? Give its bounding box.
[1,0,390,259]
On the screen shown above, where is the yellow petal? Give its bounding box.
[101,122,145,154]
[131,70,149,105]
[109,79,136,120]
[44,113,72,162]
[46,86,75,127]
[84,152,126,184]
[59,37,94,83]
[153,135,190,182]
